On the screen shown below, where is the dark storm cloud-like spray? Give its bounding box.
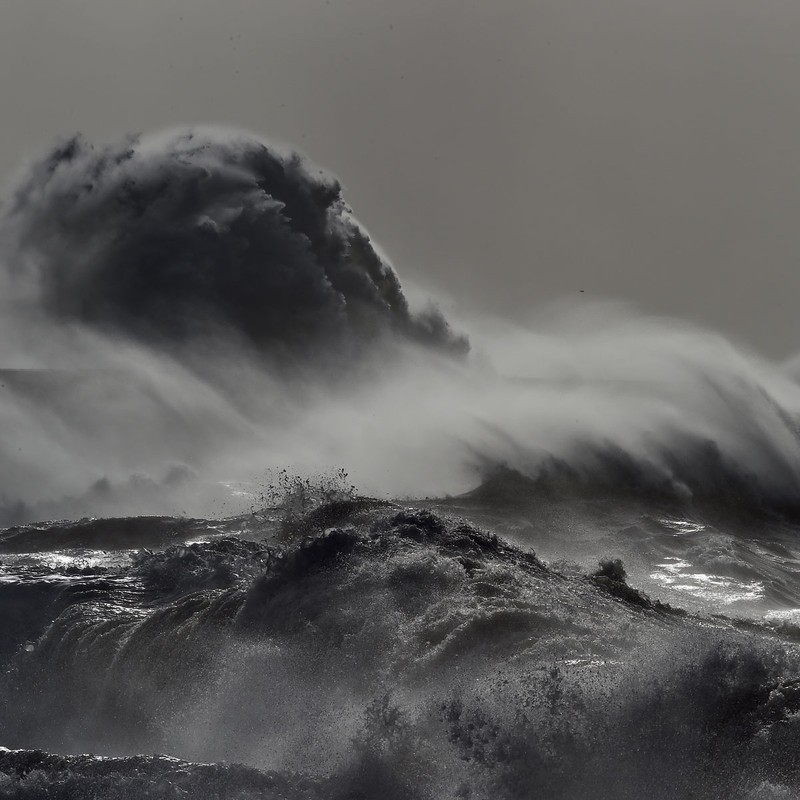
[3,127,800,524]
[4,127,467,363]
[0,127,468,521]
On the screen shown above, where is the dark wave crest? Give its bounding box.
[4,504,800,799]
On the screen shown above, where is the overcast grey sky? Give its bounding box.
[2,0,800,355]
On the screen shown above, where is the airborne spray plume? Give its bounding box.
[0,127,470,522]
[3,127,800,525]
[4,127,467,363]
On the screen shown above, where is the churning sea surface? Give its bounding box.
[4,475,800,800]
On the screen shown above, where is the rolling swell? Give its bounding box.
[3,503,800,798]
[0,749,325,800]
[0,516,231,554]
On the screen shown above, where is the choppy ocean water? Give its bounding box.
[3,479,800,799]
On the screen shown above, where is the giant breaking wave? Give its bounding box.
[3,127,800,526]
[5,127,800,799]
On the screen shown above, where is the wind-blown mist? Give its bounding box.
[2,127,800,525]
